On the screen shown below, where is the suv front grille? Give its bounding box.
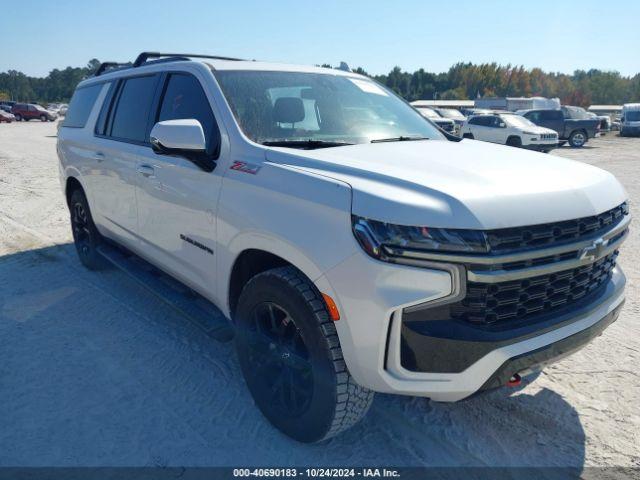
[452,251,618,325]
[486,203,628,253]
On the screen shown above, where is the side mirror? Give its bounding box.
[150,119,214,171]
[499,122,506,128]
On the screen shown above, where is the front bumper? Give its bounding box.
[397,265,624,378]
[479,298,623,392]
[317,233,627,402]
[522,142,558,152]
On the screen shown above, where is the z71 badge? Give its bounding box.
[230,161,261,175]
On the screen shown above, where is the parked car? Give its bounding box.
[47,103,69,116]
[461,112,558,152]
[0,109,15,123]
[589,105,623,131]
[415,106,456,133]
[433,107,466,133]
[620,103,640,137]
[594,114,611,133]
[518,107,600,147]
[58,52,629,443]
[11,103,58,122]
[0,104,13,113]
[461,108,493,117]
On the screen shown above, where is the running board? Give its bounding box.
[97,243,234,342]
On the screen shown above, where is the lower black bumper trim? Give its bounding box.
[522,143,557,152]
[479,301,624,392]
[400,274,624,373]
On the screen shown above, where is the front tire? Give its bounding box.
[69,188,106,270]
[506,136,522,148]
[569,130,587,147]
[235,266,374,442]
[15,114,22,122]
[40,114,47,122]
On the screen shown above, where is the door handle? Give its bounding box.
[137,165,155,178]
[93,151,105,162]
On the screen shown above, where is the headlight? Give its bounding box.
[352,215,490,260]
[522,131,537,135]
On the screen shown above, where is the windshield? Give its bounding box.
[436,109,466,120]
[503,114,538,129]
[625,111,640,121]
[214,71,444,146]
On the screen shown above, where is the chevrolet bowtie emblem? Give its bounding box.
[580,238,606,261]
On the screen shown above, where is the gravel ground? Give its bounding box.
[0,122,638,469]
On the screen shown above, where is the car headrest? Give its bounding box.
[273,97,305,124]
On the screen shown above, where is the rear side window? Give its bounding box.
[541,110,563,121]
[470,116,491,126]
[110,75,159,143]
[157,73,220,156]
[63,84,102,128]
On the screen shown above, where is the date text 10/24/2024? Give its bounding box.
[232,468,401,477]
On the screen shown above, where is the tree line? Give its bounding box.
[363,63,640,106]
[1,59,639,107]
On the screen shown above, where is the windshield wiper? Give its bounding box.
[371,136,429,143]
[262,139,354,149]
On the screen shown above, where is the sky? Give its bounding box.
[3,0,639,78]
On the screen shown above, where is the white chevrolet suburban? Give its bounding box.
[58,52,629,443]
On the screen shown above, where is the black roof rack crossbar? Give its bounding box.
[133,52,244,67]
[94,62,129,76]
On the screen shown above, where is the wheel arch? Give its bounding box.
[569,128,588,138]
[227,248,292,319]
[506,135,522,146]
[224,238,332,320]
[65,176,85,207]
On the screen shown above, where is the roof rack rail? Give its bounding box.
[133,52,245,67]
[94,62,129,77]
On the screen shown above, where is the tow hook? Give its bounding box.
[507,373,522,387]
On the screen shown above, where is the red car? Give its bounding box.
[0,110,15,123]
[11,103,57,122]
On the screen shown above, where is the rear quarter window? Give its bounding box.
[63,84,102,128]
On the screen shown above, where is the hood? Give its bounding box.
[264,139,626,229]
[522,125,557,135]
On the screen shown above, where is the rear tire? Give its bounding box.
[69,188,106,270]
[40,114,47,122]
[568,130,587,147]
[234,266,374,443]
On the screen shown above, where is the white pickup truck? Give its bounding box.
[58,52,629,442]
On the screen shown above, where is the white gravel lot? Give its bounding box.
[0,122,638,469]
